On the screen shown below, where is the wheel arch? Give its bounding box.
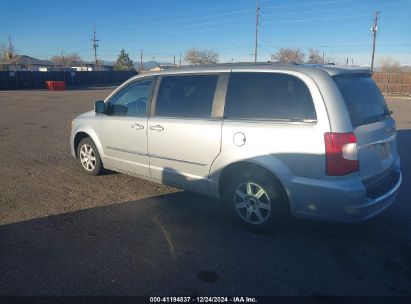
[217,160,290,206]
[74,132,89,158]
[72,128,104,160]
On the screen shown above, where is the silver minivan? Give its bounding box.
[70,63,401,229]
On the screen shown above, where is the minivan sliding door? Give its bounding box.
[147,73,225,192]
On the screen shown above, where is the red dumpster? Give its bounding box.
[46,81,66,91]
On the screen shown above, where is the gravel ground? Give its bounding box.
[0,89,410,296]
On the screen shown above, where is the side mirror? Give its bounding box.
[95,100,105,114]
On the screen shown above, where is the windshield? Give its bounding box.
[333,74,389,127]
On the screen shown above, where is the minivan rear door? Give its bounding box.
[147,73,223,192]
[333,74,397,183]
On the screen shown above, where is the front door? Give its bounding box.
[96,78,154,177]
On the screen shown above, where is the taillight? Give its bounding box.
[324,132,359,176]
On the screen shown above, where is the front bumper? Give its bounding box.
[69,130,77,158]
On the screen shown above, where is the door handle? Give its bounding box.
[150,125,164,131]
[131,123,144,130]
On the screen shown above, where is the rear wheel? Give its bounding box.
[77,137,103,175]
[225,171,288,231]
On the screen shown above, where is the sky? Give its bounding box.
[1,0,410,66]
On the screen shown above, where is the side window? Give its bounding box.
[108,79,153,116]
[224,73,317,120]
[155,75,218,118]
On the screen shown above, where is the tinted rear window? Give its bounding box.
[224,72,316,121]
[333,75,389,127]
[155,75,218,118]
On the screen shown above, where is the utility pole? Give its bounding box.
[173,55,176,67]
[91,25,99,65]
[370,11,380,71]
[140,49,143,71]
[179,53,182,66]
[322,51,325,64]
[254,0,260,62]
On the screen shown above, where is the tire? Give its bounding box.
[225,170,289,231]
[77,137,103,176]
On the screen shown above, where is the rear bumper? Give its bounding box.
[283,171,402,223]
[345,171,401,221]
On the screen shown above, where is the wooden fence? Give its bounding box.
[373,72,411,96]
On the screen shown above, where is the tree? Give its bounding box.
[0,43,8,60]
[185,48,219,65]
[114,49,134,70]
[51,55,64,65]
[65,53,83,66]
[0,40,17,60]
[380,56,402,72]
[307,49,323,64]
[271,48,305,63]
[51,52,83,66]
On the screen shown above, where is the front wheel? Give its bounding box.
[77,137,103,175]
[225,171,288,231]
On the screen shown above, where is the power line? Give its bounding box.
[98,21,250,41]
[264,0,355,10]
[370,11,380,71]
[197,1,256,13]
[103,16,252,35]
[104,8,254,31]
[261,0,411,18]
[261,9,407,24]
[262,13,369,24]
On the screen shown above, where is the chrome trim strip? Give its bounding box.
[374,172,402,203]
[107,146,207,166]
[357,134,396,150]
[106,146,148,156]
[149,153,207,166]
[223,118,317,125]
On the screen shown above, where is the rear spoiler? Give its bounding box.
[316,65,372,77]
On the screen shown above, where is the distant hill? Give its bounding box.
[133,61,173,70]
[93,60,172,70]
[374,65,411,72]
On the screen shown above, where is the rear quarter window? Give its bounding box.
[333,74,389,127]
[224,72,317,121]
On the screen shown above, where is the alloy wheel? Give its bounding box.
[79,144,96,172]
[233,182,271,224]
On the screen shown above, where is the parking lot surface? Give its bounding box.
[0,89,410,296]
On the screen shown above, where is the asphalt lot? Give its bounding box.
[0,89,410,296]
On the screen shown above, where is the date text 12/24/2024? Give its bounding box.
[150,297,258,303]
